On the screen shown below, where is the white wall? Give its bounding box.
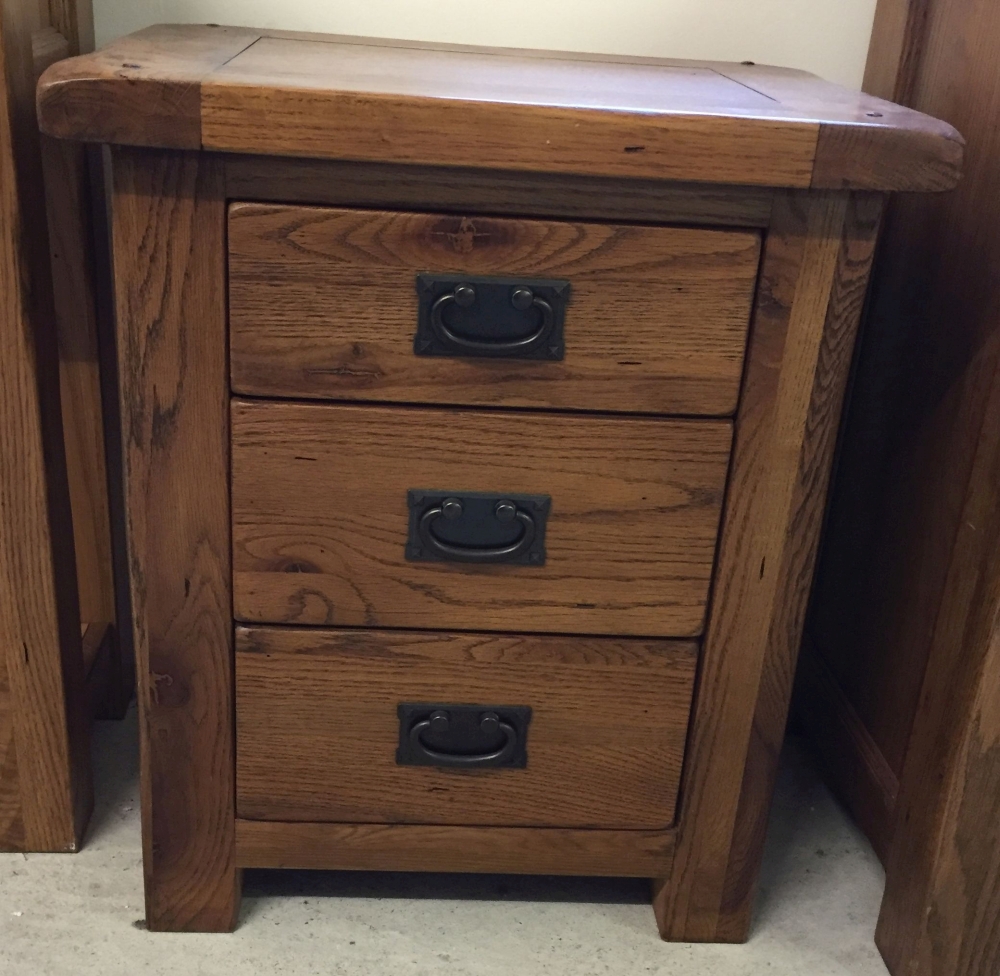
[93,0,877,90]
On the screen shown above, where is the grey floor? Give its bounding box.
[1,708,888,976]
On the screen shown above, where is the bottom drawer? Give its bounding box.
[236,626,697,830]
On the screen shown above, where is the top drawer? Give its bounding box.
[229,205,760,416]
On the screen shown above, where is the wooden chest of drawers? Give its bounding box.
[38,24,961,940]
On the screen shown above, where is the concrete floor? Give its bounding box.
[1,708,888,976]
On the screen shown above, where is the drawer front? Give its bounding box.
[229,205,760,415]
[236,626,698,829]
[231,401,732,637]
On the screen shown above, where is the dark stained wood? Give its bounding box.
[36,24,962,191]
[0,641,26,849]
[44,23,959,938]
[80,620,115,716]
[1,1,32,854]
[229,204,760,415]
[717,58,961,192]
[712,191,885,941]
[862,0,930,102]
[811,121,958,191]
[794,640,899,862]
[231,402,732,637]
[33,0,129,721]
[110,147,238,930]
[38,24,261,149]
[40,133,121,709]
[88,143,137,721]
[877,363,1000,976]
[800,0,1000,972]
[236,819,675,878]
[200,36,815,187]
[224,157,778,229]
[0,0,91,853]
[236,626,697,829]
[653,190,883,942]
[803,7,997,840]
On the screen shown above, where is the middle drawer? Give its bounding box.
[232,401,732,637]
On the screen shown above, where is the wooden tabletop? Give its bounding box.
[36,24,962,191]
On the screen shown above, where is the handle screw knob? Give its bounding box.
[480,712,500,735]
[494,500,517,523]
[454,283,476,307]
[511,287,534,311]
[441,498,464,520]
[429,710,450,733]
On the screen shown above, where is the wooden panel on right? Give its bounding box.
[798,1,1000,974]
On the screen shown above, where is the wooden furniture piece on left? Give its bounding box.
[0,0,123,853]
[37,25,960,935]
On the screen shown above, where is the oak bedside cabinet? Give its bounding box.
[37,24,961,939]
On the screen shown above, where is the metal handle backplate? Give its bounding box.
[396,703,532,769]
[405,491,550,566]
[415,274,570,360]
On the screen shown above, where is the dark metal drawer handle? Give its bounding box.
[406,491,549,566]
[418,497,536,563]
[409,710,517,767]
[397,702,531,769]
[430,284,555,356]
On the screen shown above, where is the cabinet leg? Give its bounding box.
[650,877,751,944]
[112,149,236,933]
[145,864,241,933]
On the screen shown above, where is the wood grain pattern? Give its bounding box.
[224,157,777,229]
[716,50,961,192]
[110,147,238,930]
[236,626,697,829]
[236,819,675,878]
[88,142,135,720]
[877,356,1000,976]
[38,24,261,149]
[201,36,814,188]
[862,0,931,102]
[1,0,91,853]
[652,190,882,942]
[41,133,115,651]
[1,2,30,854]
[713,59,962,192]
[231,402,732,637]
[36,25,963,192]
[38,18,958,940]
[229,204,760,415]
[811,120,959,191]
[0,645,26,849]
[801,201,947,802]
[865,2,1000,971]
[35,0,128,720]
[802,2,1000,971]
[713,191,885,941]
[805,0,1000,807]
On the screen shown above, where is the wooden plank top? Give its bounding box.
[36,24,963,191]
